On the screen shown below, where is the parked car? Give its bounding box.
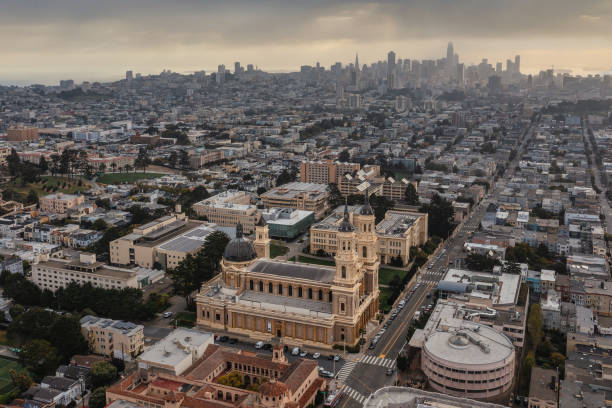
[218,336,229,342]
[368,342,376,350]
[333,355,341,362]
[263,343,273,350]
[162,312,173,318]
[386,368,394,376]
[228,338,238,344]
[313,353,321,359]
[255,341,264,349]
[299,351,308,357]
[292,347,300,356]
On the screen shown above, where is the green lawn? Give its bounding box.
[97,172,164,184]
[270,244,289,259]
[0,357,28,394]
[3,176,89,196]
[173,312,197,328]
[296,255,335,266]
[378,267,409,286]
[288,256,296,262]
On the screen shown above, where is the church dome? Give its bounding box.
[223,223,257,262]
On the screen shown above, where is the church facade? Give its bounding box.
[196,199,380,348]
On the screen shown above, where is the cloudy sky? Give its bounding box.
[1,0,611,85]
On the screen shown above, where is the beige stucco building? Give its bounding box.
[39,193,85,214]
[110,213,221,270]
[260,182,329,220]
[192,190,260,234]
[196,199,380,349]
[80,315,144,360]
[30,253,147,292]
[300,159,361,185]
[310,206,428,265]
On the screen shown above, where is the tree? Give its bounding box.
[420,194,455,239]
[465,253,501,272]
[327,183,344,209]
[39,156,48,173]
[168,231,229,306]
[19,339,60,380]
[91,361,118,388]
[527,304,543,350]
[89,387,107,408]
[179,150,190,168]
[276,169,297,186]
[135,147,151,173]
[6,149,20,176]
[550,352,566,369]
[110,162,117,173]
[26,190,38,206]
[98,163,106,174]
[518,351,535,395]
[404,183,419,205]
[396,355,409,372]
[92,219,108,231]
[9,369,33,392]
[338,150,350,162]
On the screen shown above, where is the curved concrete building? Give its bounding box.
[421,323,515,400]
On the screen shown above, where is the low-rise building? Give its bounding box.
[80,315,144,360]
[261,182,329,220]
[192,190,260,234]
[39,193,85,214]
[260,208,314,239]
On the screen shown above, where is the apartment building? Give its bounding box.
[189,148,224,168]
[310,205,428,265]
[30,253,153,292]
[299,159,360,184]
[80,315,144,360]
[192,190,260,234]
[261,182,329,219]
[39,193,85,214]
[7,126,39,142]
[0,147,10,166]
[110,213,222,269]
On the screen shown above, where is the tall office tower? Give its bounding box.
[447,41,454,63]
[515,55,521,74]
[488,75,502,95]
[247,64,254,72]
[125,70,133,82]
[527,74,533,89]
[234,62,242,74]
[496,62,503,73]
[457,63,465,85]
[354,53,360,88]
[506,59,513,73]
[216,64,225,84]
[387,51,396,89]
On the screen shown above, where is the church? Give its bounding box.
[196,195,380,348]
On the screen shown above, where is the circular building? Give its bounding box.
[421,324,515,400]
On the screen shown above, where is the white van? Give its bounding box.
[292,347,300,355]
[255,341,264,349]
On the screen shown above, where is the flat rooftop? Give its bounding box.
[138,328,213,370]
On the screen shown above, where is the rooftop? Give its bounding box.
[247,259,336,283]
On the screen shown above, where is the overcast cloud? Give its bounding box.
[1,0,611,84]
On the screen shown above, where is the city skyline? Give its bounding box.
[1,0,611,85]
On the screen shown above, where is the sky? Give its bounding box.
[1,0,611,85]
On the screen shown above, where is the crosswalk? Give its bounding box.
[335,360,357,382]
[359,354,396,368]
[341,384,367,405]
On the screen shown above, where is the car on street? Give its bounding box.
[228,338,238,344]
[162,312,173,318]
[263,343,273,350]
[218,336,229,342]
[255,341,264,349]
[386,368,394,376]
[299,351,308,357]
[292,347,300,355]
[368,342,376,350]
[313,352,321,359]
[333,355,341,362]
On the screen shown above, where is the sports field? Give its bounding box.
[0,357,26,394]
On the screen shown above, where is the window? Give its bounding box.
[278,284,283,295]
[329,291,332,302]
[340,302,345,312]
[308,288,313,299]
[341,266,346,279]
[318,289,323,301]
[259,281,263,291]
[269,282,273,293]
[362,246,367,257]
[298,287,303,297]
[289,286,293,296]
[249,280,254,290]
